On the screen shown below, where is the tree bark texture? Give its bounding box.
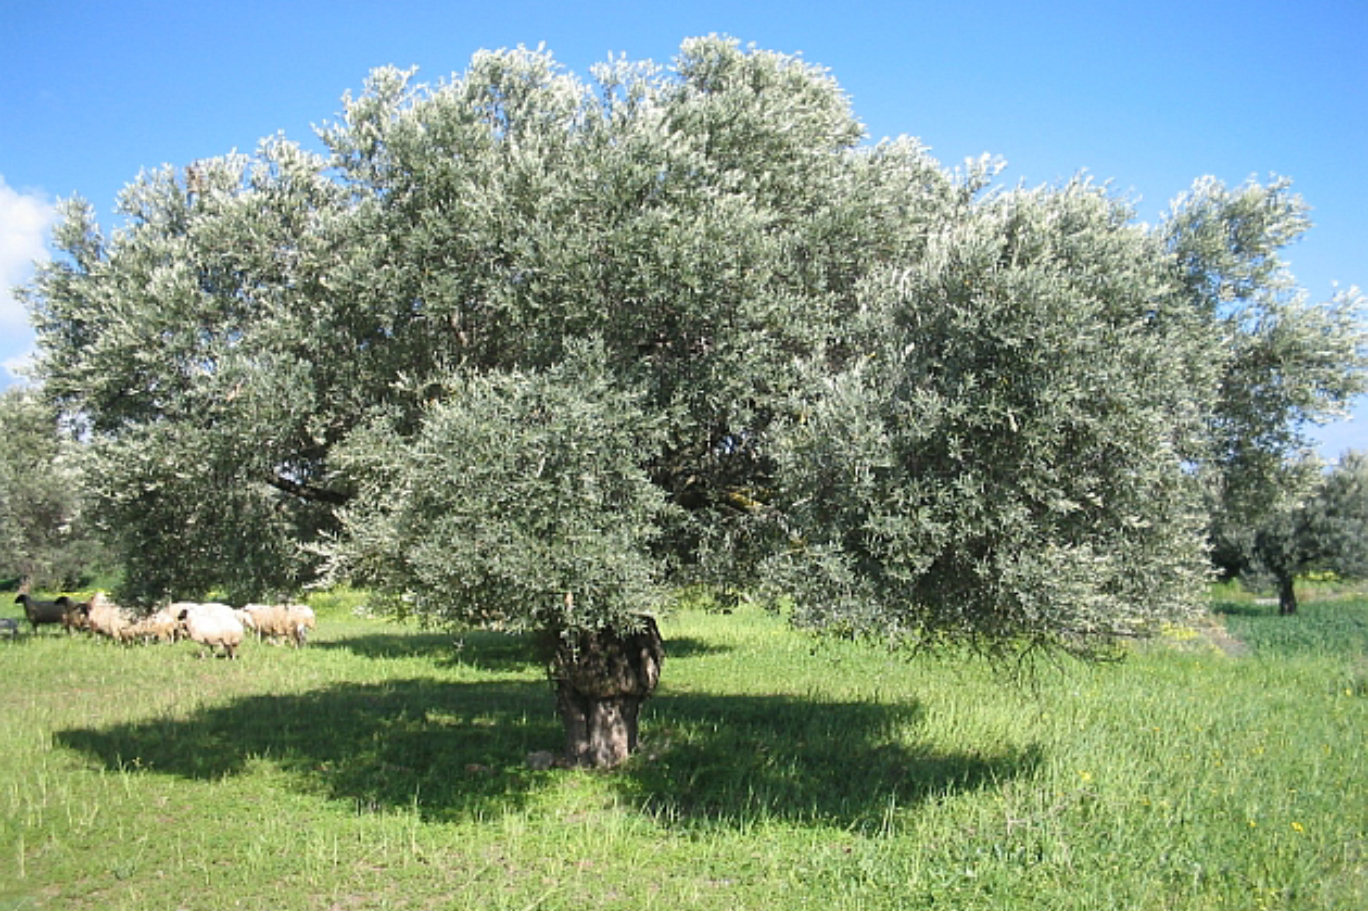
[552,616,663,768]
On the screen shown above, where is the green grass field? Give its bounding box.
[1,589,1364,910]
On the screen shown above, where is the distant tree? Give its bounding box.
[1312,451,1368,578]
[1247,451,1368,615]
[1160,177,1368,566]
[21,37,1367,764]
[0,387,107,590]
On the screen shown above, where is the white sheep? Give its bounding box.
[241,603,287,643]
[121,606,182,644]
[242,603,315,647]
[175,602,244,659]
[284,603,316,646]
[232,608,257,634]
[77,592,134,641]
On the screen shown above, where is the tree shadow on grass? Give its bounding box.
[314,629,542,671]
[627,692,1041,827]
[57,678,560,821]
[314,630,729,671]
[56,678,1040,830]
[658,637,732,659]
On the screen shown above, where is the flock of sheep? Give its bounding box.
[7,592,317,658]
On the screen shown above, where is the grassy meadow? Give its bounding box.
[1,586,1365,910]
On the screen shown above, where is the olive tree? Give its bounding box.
[302,40,947,759]
[765,181,1216,656]
[22,37,1367,765]
[0,387,107,589]
[1161,176,1368,567]
[1245,451,1368,614]
[27,38,923,760]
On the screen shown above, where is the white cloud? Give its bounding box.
[0,175,56,385]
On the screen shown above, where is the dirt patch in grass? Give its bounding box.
[1155,613,1250,657]
[1197,616,1250,657]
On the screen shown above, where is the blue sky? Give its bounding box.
[2,0,1364,456]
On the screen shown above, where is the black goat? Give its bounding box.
[14,594,73,633]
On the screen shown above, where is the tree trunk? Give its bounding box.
[1277,573,1298,615]
[551,616,663,768]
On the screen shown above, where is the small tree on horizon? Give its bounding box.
[1245,451,1368,615]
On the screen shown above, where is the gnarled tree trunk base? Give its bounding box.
[551,616,663,768]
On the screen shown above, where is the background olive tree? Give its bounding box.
[22,37,1367,764]
[1242,451,1368,614]
[0,386,108,591]
[1161,177,1368,575]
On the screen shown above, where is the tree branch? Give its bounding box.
[265,473,351,506]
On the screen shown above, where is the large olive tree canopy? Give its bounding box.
[28,38,959,608]
[22,36,1365,758]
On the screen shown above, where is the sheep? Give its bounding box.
[150,605,184,642]
[0,617,18,638]
[121,606,182,644]
[59,599,93,634]
[118,615,153,643]
[15,594,75,633]
[241,603,310,646]
[285,604,316,646]
[168,601,233,627]
[84,593,134,641]
[176,602,244,659]
[240,603,277,632]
